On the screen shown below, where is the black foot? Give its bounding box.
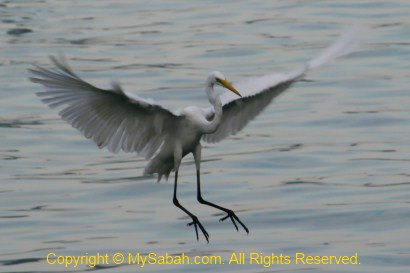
[220,210,249,234]
[188,216,209,243]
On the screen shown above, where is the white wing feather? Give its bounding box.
[29,56,180,158]
[202,28,358,143]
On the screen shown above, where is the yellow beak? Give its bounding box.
[219,78,242,97]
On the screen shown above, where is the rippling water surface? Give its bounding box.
[1,1,410,272]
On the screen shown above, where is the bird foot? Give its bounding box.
[220,210,249,234]
[188,216,209,243]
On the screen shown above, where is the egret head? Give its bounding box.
[208,71,242,97]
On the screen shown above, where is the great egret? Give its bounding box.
[29,29,357,242]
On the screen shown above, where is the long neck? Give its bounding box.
[202,81,223,134]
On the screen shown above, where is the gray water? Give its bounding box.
[1,1,409,272]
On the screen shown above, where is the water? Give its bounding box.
[1,0,409,272]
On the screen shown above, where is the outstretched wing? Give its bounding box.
[202,28,358,143]
[202,67,305,143]
[29,56,180,158]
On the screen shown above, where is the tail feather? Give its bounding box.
[144,155,174,182]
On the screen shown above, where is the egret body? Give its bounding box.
[29,29,357,242]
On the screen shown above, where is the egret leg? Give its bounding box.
[172,170,209,242]
[193,144,249,234]
[195,170,249,234]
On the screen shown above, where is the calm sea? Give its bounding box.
[1,1,409,272]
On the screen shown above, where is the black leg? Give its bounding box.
[173,171,209,242]
[196,170,249,234]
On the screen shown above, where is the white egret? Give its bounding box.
[29,29,357,242]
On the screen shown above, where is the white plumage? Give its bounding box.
[29,28,357,242]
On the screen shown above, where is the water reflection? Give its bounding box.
[0,117,43,128]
